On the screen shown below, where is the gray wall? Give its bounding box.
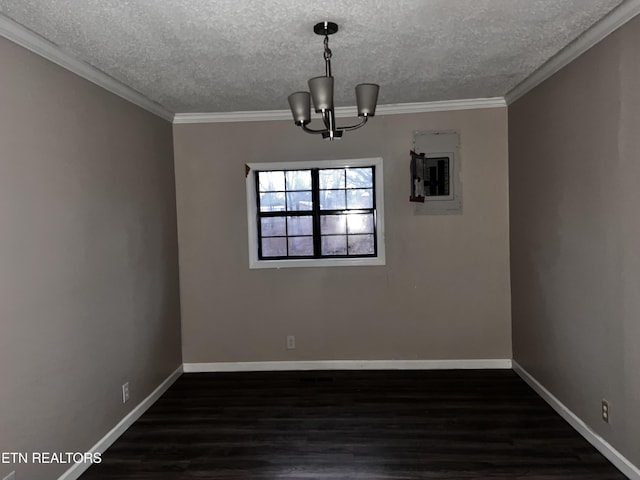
[0,37,182,479]
[509,15,640,469]
[174,108,512,363]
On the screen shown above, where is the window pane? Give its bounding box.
[319,190,346,210]
[286,191,312,211]
[321,235,347,255]
[285,170,311,191]
[346,188,373,209]
[262,237,287,257]
[347,214,374,234]
[259,192,286,212]
[258,171,285,192]
[348,234,375,255]
[320,214,347,235]
[288,236,314,256]
[319,169,345,190]
[261,217,286,237]
[287,216,313,236]
[346,168,373,188]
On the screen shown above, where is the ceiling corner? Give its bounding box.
[0,12,174,122]
[505,0,640,105]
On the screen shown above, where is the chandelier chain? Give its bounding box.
[323,35,332,62]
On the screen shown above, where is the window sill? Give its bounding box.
[249,255,386,269]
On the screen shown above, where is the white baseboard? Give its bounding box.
[513,361,639,480]
[58,365,183,480]
[183,358,512,373]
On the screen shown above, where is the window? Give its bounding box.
[246,158,385,269]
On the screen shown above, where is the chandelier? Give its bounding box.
[287,21,380,141]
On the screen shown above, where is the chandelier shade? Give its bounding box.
[355,83,379,117]
[287,21,379,141]
[308,76,334,112]
[287,92,311,125]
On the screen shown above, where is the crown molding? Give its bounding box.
[0,13,174,122]
[377,97,507,114]
[505,0,640,104]
[172,97,507,124]
[174,109,292,124]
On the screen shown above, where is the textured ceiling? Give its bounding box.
[0,0,626,113]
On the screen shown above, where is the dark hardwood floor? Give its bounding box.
[80,370,626,479]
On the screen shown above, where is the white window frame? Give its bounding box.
[246,157,386,269]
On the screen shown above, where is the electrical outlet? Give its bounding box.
[3,471,16,480]
[122,382,130,404]
[602,399,610,423]
[286,335,296,350]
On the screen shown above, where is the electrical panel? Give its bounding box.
[411,131,462,215]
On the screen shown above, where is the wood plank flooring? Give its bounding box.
[80,370,626,479]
